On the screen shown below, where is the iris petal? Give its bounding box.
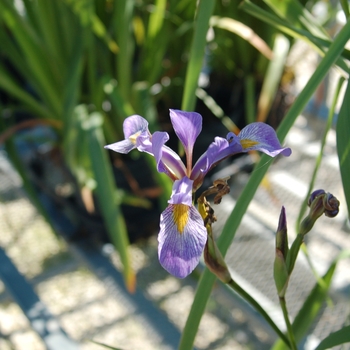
[169,109,202,163]
[191,136,242,189]
[168,177,193,206]
[123,115,149,138]
[234,122,292,157]
[152,132,187,179]
[158,204,207,278]
[104,139,135,154]
[105,115,151,154]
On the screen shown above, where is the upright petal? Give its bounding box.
[233,122,292,157]
[158,204,207,278]
[169,109,202,166]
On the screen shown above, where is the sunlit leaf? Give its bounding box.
[336,81,350,218]
[210,16,273,59]
[315,325,350,350]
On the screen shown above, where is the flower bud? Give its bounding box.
[274,207,290,297]
[308,190,327,222]
[275,206,289,259]
[323,193,340,218]
[204,230,231,284]
[307,189,325,207]
[300,190,339,235]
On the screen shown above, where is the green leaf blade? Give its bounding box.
[336,81,350,218]
[315,325,350,350]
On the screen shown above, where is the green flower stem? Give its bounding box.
[295,76,346,231]
[227,279,291,347]
[279,297,298,350]
[286,233,305,276]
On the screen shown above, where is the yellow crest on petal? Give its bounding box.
[129,131,142,144]
[240,139,259,149]
[173,204,189,234]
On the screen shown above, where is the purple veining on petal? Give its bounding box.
[104,139,136,154]
[135,133,153,154]
[168,177,193,206]
[158,204,207,278]
[152,132,187,180]
[191,136,242,187]
[123,115,149,138]
[152,131,170,171]
[169,109,202,167]
[235,122,292,157]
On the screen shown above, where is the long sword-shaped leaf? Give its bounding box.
[81,108,135,292]
[336,80,350,218]
[241,1,350,71]
[263,0,329,40]
[0,66,55,120]
[139,0,168,84]
[0,0,62,115]
[113,0,135,100]
[64,0,119,54]
[179,17,350,350]
[181,0,216,111]
[315,325,350,350]
[256,34,290,123]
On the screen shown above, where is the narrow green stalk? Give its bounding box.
[286,233,304,275]
[181,0,216,111]
[114,0,134,100]
[244,74,256,124]
[279,297,297,350]
[296,77,346,230]
[227,279,290,347]
[180,17,350,350]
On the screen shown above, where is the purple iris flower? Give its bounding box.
[105,109,291,278]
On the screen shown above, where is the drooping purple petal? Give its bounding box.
[158,204,207,278]
[169,109,202,166]
[104,115,151,154]
[234,122,292,157]
[152,132,187,180]
[168,177,193,206]
[104,139,136,154]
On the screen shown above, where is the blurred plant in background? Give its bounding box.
[1,0,350,348]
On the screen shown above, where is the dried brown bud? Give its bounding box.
[323,193,340,218]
